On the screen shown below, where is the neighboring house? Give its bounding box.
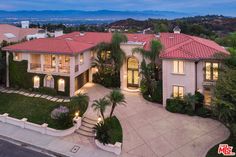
[0,24,46,44]
[2,31,229,105]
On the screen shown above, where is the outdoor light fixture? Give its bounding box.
[97,116,102,123]
[75,111,80,118]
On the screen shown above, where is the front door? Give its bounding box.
[127,57,139,88]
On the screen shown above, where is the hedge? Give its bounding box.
[9,53,70,96]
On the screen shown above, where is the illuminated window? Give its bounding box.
[14,53,21,61]
[101,51,111,60]
[204,88,212,106]
[173,60,184,74]
[205,62,219,81]
[58,79,65,92]
[173,85,184,98]
[33,76,40,88]
[80,53,84,64]
[51,55,56,67]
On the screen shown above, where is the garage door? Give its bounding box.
[75,70,89,91]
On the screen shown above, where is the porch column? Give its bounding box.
[6,51,9,87]
[69,56,75,97]
[40,54,44,71]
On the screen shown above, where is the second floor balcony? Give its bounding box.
[29,54,70,74]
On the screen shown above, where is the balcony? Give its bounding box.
[30,63,41,71]
[75,64,79,72]
[59,65,70,74]
[43,64,56,73]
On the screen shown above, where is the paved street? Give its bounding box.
[0,139,50,157]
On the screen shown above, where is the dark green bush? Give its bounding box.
[151,80,163,103]
[94,116,122,145]
[55,113,73,129]
[196,107,212,118]
[94,122,110,145]
[70,93,89,117]
[93,72,120,88]
[166,98,186,113]
[36,87,57,96]
[195,91,204,110]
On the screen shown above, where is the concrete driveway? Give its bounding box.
[81,83,230,157]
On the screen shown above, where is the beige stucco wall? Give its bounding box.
[162,59,196,106]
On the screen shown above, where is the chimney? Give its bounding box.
[173,26,181,34]
[54,30,64,37]
[21,21,29,28]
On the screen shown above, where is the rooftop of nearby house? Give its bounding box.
[0,24,42,43]
[3,31,229,59]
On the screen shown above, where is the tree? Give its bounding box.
[93,33,127,73]
[92,97,110,120]
[184,93,197,111]
[70,93,89,116]
[107,90,126,117]
[132,40,163,79]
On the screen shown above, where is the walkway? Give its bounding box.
[80,83,230,157]
[0,87,70,103]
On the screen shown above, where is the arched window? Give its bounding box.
[33,76,40,88]
[44,75,54,88]
[58,79,65,92]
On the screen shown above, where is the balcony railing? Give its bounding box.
[30,63,41,71]
[59,65,70,74]
[43,64,56,72]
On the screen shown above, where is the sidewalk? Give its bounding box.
[0,121,116,157]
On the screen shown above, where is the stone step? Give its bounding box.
[82,117,97,125]
[81,122,96,129]
[76,129,95,137]
[79,125,94,133]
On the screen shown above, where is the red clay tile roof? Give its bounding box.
[3,31,229,59]
[0,24,41,43]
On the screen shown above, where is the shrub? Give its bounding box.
[151,80,163,103]
[36,87,57,96]
[55,112,73,129]
[166,97,194,115]
[196,107,212,118]
[166,98,186,113]
[94,122,110,145]
[195,91,204,110]
[93,72,120,88]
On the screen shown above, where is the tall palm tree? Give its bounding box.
[107,89,126,117]
[92,33,128,73]
[132,40,163,79]
[92,97,110,120]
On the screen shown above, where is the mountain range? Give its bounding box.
[0,10,195,24]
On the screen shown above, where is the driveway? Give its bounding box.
[81,83,230,157]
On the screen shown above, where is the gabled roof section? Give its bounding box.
[159,33,229,60]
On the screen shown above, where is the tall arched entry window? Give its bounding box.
[127,57,139,88]
[44,75,54,88]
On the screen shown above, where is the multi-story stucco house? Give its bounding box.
[3,30,228,105]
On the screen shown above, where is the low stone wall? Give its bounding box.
[95,139,122,155]
[0,113,81,137]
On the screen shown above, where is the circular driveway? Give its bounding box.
[81,83,230,157]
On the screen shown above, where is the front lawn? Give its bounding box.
[0,92,72,130]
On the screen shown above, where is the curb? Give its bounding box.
[0,134,69,157]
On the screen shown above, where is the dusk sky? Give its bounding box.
[0,0,236,16]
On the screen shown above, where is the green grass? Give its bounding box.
[0,92,72,130]
[105,116,123,144]
[206,127,236,157]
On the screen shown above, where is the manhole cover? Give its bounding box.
[71,145,80,153]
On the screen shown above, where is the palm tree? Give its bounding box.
[107,89,126,117]
[70,93,89,116]
[92,97,110,120]
[92,33,127,73]
[132,40,163,79]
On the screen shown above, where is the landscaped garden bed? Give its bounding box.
[0,92,88,130]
